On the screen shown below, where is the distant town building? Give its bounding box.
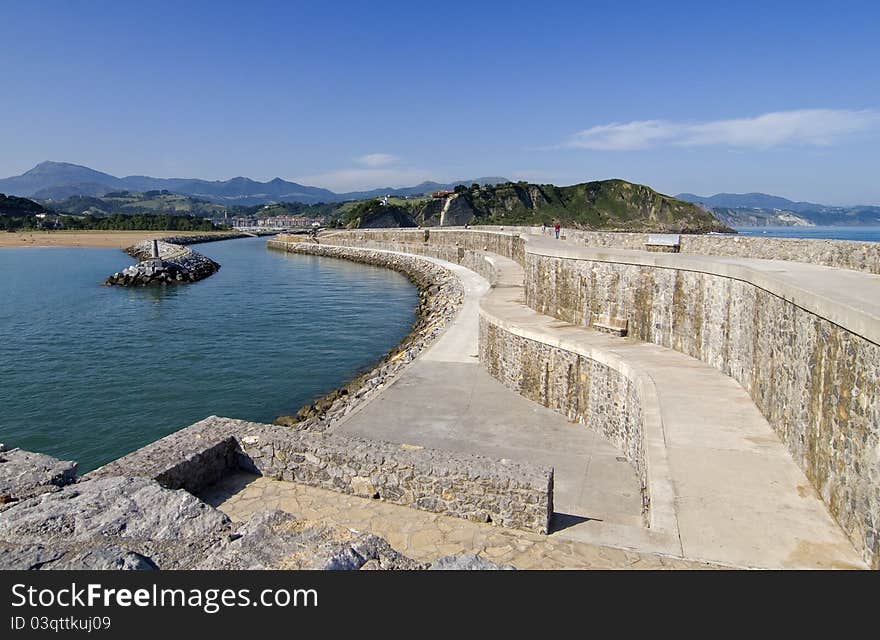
[432,190,454,199]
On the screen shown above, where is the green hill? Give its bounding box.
[0,193,48,216]
[421,179,731,232]
[47,190,228,217]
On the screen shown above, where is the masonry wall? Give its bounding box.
[524,252,880,567]
[469,225,880,275]
[92,412,554,535]
[319,229,526,266]
[479,317,649,519]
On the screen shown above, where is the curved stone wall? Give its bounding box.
[524,251,880,567]
[471,225,880,275]
[308,228,878,567]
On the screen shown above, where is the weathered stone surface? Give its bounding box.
[0,446,77,508]
[0,542,158,570]
[0,476,230,569]
[197,510,420,570]
[428,553,513,570]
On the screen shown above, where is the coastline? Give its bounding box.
[0,230,242,248]
[267,239,464,431]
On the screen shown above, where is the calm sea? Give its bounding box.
[0,237,418,471]
[733,226,880,242]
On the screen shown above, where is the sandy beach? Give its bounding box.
[0,230,236,248]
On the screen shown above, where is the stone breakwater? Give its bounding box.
[103,239,220,286]
[313,228,880,568]
[267,239,464,431]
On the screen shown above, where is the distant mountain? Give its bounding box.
[676,192,880,226]
[0,161,508,206]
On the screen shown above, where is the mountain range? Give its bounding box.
[0,161,507,206]
[676,192,880,226]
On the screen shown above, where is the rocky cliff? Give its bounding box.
[429,179,730,232]
[346,179,731,232]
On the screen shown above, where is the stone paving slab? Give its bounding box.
[202,472,720,570]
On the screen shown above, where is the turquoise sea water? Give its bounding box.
[733,226,880,242]
[0,238,418,471]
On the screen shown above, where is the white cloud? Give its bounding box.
[561,109,880,151]
[356,153,397,167]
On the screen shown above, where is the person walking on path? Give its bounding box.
[541,221,547,235]
[554,221,561,239]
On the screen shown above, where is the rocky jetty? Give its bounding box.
[0,447,509,570]
[103,238,220,286]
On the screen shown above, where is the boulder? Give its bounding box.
[0,447,77,508]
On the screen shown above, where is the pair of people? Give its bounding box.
[541,221,562,239]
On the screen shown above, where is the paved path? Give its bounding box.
[483,247,865,569]
[202,472,720,570]
[333,257,645,528]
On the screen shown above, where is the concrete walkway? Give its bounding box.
[333,257,645,528]
[482,250,865,569]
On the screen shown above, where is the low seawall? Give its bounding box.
[90,416,554,534]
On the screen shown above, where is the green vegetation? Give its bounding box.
[329,199,421,228]
[231,201,340,219]
[57,213,223,232]
[464,180,720,230]
[1,192,226,232]
[49,190,227,217]
[414,179,732,232]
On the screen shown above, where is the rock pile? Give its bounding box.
[104,239,220,286]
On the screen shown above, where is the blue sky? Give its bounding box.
[2,0,879,204]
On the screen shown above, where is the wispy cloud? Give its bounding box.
[356,153,397,167]
[560,109,880,151]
